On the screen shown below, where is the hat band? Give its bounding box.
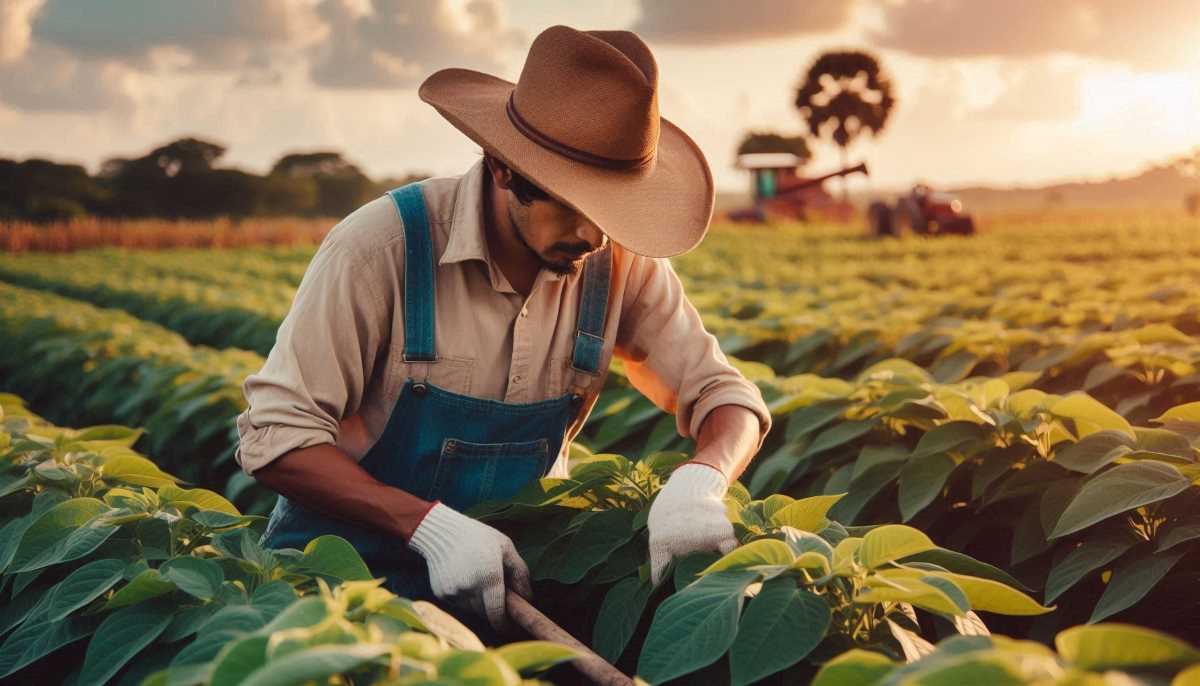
[506,93,654,171]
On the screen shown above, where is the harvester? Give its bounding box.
[869,183,976,236]
[727,154,869,223]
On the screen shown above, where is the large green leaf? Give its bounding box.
[547,509,636,584]
[801,419,877,459]
[784,400,850,443]
[8,498,108,572]
[1053,430,1136,474]
[77,599,174,685]
[1044,530,1137,603]
[730,579,830,686]
[0,615,96,677]
[1089,550,1185,623]
[637,570,759,683]
[160,557,224,601]
[592,577,654,663]
[0,515,34,573]
[898,453,957,521]
[1057,623,1200,669]
[911,421,989,459]
[238,644,392,686]
[45,558,126,621]
[899,548,1032,593]
[1050,461,1191,538]
[298,535,372,581]
[210,635,270,686]
[105,568,177,610]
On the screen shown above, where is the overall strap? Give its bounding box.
[569,243,613,394]
[387,184,437,365]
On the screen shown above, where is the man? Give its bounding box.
[234,25,772,642]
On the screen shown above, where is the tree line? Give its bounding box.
[0,137,429,223]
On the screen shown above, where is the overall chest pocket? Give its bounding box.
[427,437,550,512]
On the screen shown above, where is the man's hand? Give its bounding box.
[646,461,738,587]
[407,502,534,634]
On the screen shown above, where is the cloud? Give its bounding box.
[969,62,1084,122]
[0,0,45,64]
[308,0,525,89]
[870,0,1200,71]
[0,43,135,112]
[30,0,326,72]
[630,0,859,44]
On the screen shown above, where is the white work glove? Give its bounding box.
[646,462,738,588]
[406,501,534,634]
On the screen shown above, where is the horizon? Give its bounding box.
[2,1,1198,194]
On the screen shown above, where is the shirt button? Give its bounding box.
[511,375,521,383]
[520,308,528,318]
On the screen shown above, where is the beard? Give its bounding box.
[510,207,584,276]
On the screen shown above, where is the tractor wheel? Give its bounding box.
[868,201,895,236]
[944,216,976,235]
[895,197,929,235]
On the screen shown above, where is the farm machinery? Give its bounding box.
[869,183,976,236]
[727,154,869,223]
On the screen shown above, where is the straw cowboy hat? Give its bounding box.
[418,25,715,258]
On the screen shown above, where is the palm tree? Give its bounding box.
[794,50,895,201]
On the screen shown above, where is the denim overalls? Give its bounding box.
[260,182,611,639]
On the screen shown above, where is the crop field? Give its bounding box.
[3,210,1200,684]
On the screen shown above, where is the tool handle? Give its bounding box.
[505,590,635,686]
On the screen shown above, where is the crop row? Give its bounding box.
[0,252,294,354]
[0,282,269,513]
[8,393,1198,685]
[0,394,580,685]
[4,279,1197,633]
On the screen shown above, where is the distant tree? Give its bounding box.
[269,150,376,217]
[736,132,812,164]
[149,137,227,177]
[794,50,895,201]
[0,158,108,221]
[271,151,360,178]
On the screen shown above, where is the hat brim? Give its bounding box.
[419,68,714,258]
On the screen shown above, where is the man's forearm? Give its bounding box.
[689,404,763,483]
[253,443,435,543]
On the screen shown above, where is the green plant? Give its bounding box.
[474,448,1049,685]
[0,395,578,685]
[812,623,1200,686]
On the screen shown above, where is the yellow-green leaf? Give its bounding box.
[700,539,795,575]
[858,525,936,569]
[1050,393,1134,439]
[1057,623,1200,670]
[811,648,897,686]
[769,494,845,532]
[158,486,239,515]
[100,455,177,488]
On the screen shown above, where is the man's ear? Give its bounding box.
[484,154,514,190]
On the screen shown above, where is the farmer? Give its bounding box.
[234,25,771,642]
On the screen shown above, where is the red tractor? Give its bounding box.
[869,184,976,236]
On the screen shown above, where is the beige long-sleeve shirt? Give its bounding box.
[234,158,771,478]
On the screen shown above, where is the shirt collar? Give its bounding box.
[438,158,564,289]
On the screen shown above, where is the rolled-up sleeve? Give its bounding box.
[234,238,390,476]
[614,254,772,451]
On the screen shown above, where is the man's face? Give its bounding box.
[506,190,608,276]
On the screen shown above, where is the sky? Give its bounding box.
[1,0,1199,193]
